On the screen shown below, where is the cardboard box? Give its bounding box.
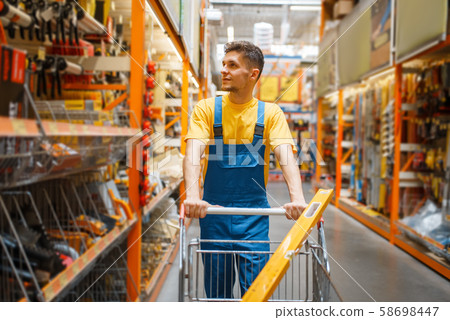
[334,0,354,19]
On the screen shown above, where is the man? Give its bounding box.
[183,41,307,298]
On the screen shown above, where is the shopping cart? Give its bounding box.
[178,189,342,302]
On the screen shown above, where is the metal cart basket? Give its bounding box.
[179,189,342,302]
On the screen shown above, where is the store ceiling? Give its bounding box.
[209,1,321,47]
[111,1,182,68]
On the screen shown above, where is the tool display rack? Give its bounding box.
[316,26,450,280]
[0,0,209,301]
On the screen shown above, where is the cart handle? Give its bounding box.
[207,207,286,215]
[179,204,285,221]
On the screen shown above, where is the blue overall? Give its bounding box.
[200,97,270,298]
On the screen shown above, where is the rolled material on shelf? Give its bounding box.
[0,0,33,28]
[76,10,105,35]
[57,57,83,75]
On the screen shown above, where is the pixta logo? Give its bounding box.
[297,139,326,166]
[126,129,172,173]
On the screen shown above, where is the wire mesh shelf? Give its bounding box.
[60,244,139,302]
[0,94,138,189]
[0,174,133,301]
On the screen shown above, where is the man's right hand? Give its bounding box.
[184,199,209,219]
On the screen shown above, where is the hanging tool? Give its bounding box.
[34,55,47,97]
[50,1,65,51]
[44,56,83,98]
[76,9,105,35]
[36,0,54,42]
[63,0,79,51]
[0,0,34,39]
[22,0,38,41]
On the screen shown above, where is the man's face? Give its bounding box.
[221,51,258,92]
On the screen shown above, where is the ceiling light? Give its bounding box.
[146,2,164,30]
[227,26,234,43]
[167,37,183,62]
[192,77,199,88]
[290,5,321,11]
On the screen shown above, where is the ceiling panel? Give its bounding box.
[211,4,320,45]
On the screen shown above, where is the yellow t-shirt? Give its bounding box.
[185,94,297,184]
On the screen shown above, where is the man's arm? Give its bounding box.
[274,144,308,220]
[183,138,209,218]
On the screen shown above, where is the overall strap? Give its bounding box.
[213,96,223,138]
[254,100,265,138]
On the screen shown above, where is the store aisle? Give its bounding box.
[156,182,450,302]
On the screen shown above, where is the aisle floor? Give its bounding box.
[156,182,450,302]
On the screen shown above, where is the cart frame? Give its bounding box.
[178,192,341,302]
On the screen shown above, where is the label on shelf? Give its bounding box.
[11,119,27,135]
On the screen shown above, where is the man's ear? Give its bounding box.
[250,68,260,81]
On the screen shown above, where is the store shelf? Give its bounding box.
[65,56,131,72]
[165,98,182,107]
[0,116,139,138]
[393,231,450,279]
[41,121,139,137]
[341,140,353,148]
[143,232,180,300]
[338,197,391,240]
[143,178,183,218]
[400,143,421,152]
[0,117,41,137]
[19,217,138,302]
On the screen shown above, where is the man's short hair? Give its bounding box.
[224,41,264,80]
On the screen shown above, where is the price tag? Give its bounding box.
[47,122,58,135]
[11,119,27,135]
[82,125,89,135]
[72,260,80,274]
[44,286,54,302]
[40,7,54,22]
[59,272,68,287]
[37,46,46,61]
[52,278,61,296]
[69,124,77,135]
[82,254,89,265]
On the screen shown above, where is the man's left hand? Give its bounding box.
[283,201,308,220]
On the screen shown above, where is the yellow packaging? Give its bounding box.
[78,0,96,16]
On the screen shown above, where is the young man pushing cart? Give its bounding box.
[183,41,308,298]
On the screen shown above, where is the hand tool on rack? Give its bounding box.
[34,0,54,43]
[0,0,34,39]
[63,0,79,52]
[76,8,105,35]
[51,1,65,52]
[34,55,47,97]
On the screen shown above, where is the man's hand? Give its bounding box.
[184,199,209,219]
[283,201,308,220]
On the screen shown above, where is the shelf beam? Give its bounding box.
[104,93,128,111]
[390,64,403,244]
[62,84,127,91]
[315,97,323,186]
[127,0,145,302]
[393,236,450,279]
[335,90,344,206]
[339,198,391,240]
